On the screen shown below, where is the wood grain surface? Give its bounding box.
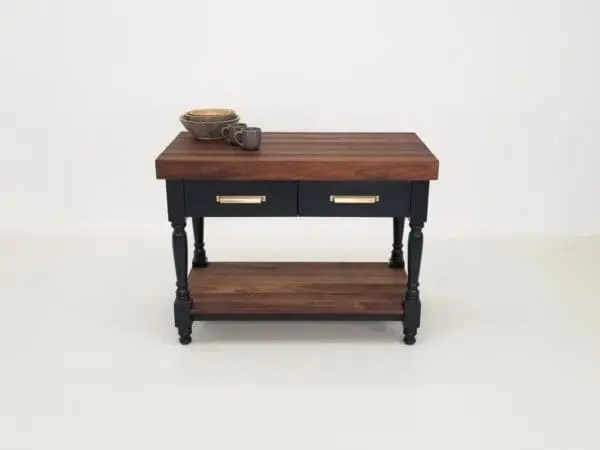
[155,132,439,180]
[189,262,406,314]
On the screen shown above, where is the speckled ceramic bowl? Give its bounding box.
[179,115,240,140]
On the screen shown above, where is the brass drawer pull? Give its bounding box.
[216,195,266,204]
[329,195,380,204]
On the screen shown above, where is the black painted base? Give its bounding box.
[184,314,414,344]
[192,248,208,268]
[178,327,192,345]
[192,258,208,268]
[403,328,417,345]
[388,253,405,269]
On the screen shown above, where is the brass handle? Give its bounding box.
[216,195,266,204]
[329,195,380,204]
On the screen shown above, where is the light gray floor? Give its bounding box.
[1,235,599,450]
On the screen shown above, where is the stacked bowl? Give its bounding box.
[179,108,240,140]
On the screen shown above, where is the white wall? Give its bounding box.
[0,0,599,240]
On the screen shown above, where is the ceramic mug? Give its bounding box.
[221,123,247,144]
[234,127,262,151]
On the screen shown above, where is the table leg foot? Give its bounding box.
[388,255,405,269]
[192,254,208,268]
[403,328,417,345]
[178,327,192,345]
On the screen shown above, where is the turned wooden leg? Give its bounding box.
[172,219,192,345]
[389,217,405,268]
[192,217,208,268]
[167,180,192,345]
[403,220,423,345]
[403,181,429,345]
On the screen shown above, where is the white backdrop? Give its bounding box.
[0,0,599,240]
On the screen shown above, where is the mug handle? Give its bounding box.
[221,126,230,139]
[233,131,243,146]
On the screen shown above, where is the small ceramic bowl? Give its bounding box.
[183,108,238,123]
[179,115,240,140]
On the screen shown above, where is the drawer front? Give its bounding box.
[185,181,298,217]
[299,181,410,217]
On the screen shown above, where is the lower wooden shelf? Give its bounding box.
[189,262,406,317]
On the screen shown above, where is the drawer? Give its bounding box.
[298,181,410,217]
[184,181,298,217]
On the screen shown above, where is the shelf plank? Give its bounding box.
[189,262,406,315]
